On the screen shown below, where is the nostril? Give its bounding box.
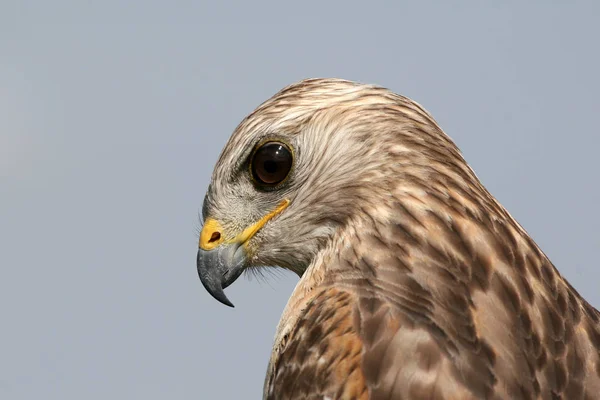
[209,232,221,243]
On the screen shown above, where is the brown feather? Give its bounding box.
[266,193,600,398]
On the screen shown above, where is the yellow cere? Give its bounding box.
[199,218,225,250]
[199,199,290,251]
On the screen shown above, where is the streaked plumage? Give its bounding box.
[196,78,600,399]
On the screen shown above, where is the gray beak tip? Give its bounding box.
[211,291,235,308]
[197,263,235,308]
[197,246,245,308]
[209,286,235,308]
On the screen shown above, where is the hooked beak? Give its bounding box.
[197,243,246,307]
[196,199,290,307]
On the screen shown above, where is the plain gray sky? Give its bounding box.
[1,1,599,399]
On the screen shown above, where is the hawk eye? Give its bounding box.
[251,142,293,186]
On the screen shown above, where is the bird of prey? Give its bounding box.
[196,78,600,399]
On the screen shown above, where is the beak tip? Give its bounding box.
[197,245,246,309]
[197,254,236,308]
[197,271,235,308]
[214,291,235,308]
[224,301,235,308]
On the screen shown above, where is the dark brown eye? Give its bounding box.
[251,142,293,186]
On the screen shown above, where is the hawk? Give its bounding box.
[196,78,600,399]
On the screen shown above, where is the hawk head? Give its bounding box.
[197,78,465,306]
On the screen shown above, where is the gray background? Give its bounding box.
[1,2,598,399]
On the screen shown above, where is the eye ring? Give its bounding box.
[249,141,294,187]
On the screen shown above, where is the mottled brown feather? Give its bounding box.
[266,191,600,399]
[265,288,369,400]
